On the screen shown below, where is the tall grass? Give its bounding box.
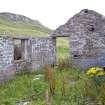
[1,59,105,104]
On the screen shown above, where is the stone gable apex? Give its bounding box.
[51,9,105,37]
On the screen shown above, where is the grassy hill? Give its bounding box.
[0,12,51,37]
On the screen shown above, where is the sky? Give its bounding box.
[0,0,105,29]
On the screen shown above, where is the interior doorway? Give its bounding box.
[14,39,22,60]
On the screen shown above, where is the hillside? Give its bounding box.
[0,12,52,37]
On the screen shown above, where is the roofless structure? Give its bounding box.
[1,9,105,83]
[52,9,105,69]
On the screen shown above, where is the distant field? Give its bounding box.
[56,38,69,60]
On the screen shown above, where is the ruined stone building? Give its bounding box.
[52,9,105,69]
[1,9,105,83]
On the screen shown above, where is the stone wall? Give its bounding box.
[0,36,56,83]
[70,34,105,69]
[0,36,15,84]
[51,9,105,69]
[0,36,14,68]
[0,65,15,84]
[14,60,31,73]
[31,37,56,70]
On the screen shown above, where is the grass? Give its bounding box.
[0,61,105,104]
[0,16,51,37]
[0,67,82,105]
[56,38,69,61]
[57,47,69,60]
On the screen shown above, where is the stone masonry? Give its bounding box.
[52,9,105,69]
[31,37,56,70]
[0,36,56,83]
[0,36,15,84]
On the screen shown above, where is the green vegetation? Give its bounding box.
[87,67,105,76]
[0,66,82,105]
[56,38,69,60]
[57,47,69,60]
[1,64,105,105]
[0,14,51,37]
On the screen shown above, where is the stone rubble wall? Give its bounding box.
[52,9,105,69]
[0,36,14,67]
[0,36,15,84]
[0,36,56,83]
[70,34,105,69]
[31,37,56,70]
[0,65,15,84]
[14,60,31,74]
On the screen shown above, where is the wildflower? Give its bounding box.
[87,67,105,86]
[96,71,105,76]
[87,67,105,76]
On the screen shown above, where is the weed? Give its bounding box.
[45,66,56,96]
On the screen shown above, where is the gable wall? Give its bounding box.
[70,33,105,69]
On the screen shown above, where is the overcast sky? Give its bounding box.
[0,0,105,29]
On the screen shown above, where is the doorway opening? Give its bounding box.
[56,37,69,64]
